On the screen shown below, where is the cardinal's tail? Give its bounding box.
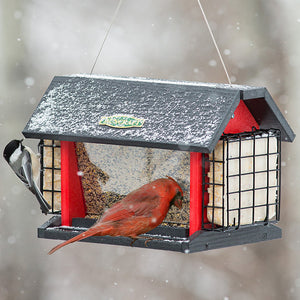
[48,224,110,255]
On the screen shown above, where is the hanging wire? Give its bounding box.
[89,0,231,83]
[197,0,232,85]
[90,0,123,75]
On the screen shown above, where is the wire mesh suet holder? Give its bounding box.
[39,140,61,214]
[203,128,281,231]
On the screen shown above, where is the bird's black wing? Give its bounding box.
[21,150,51,214]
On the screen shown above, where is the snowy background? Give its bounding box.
[1,1,300,299]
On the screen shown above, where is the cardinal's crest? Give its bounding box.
[99,115,145,129]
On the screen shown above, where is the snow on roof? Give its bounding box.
[23,75,294,152]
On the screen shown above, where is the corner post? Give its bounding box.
[61,141,86,226]
[190,152,203,236]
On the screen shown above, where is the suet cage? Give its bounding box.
[23,75,295,253]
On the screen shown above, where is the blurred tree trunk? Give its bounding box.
[0,0,26,88]
[0,1,45,300]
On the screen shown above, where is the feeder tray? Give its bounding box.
[23,75,295,253]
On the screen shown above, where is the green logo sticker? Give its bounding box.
[99,115,145,129]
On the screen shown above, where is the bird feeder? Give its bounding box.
[23,75,295,253]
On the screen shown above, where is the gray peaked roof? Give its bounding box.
[23,75,295,153]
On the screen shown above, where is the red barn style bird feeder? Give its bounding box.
[23,75,295,253]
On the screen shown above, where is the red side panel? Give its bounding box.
[189,152,202,236]
[224,100,259,134]
[61,141,86,226]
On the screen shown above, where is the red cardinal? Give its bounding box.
[48,176,183,254]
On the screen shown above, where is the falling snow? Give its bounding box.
[209,59,217,67]
[24,77,35,87]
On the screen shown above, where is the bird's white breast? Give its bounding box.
[9,144,22,164]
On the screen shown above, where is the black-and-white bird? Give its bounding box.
[3,139,51,214]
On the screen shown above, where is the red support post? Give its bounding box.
[61,141,86,226]
[189,152,202,236]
